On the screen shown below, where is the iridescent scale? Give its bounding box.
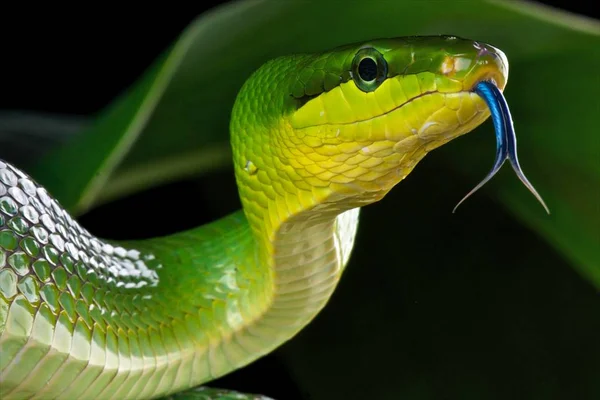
[0,158,161,304]
[0,159,166,399]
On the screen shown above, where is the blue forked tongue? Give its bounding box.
[452,81,550,214]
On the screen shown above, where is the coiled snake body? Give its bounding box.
[1,36,511,399]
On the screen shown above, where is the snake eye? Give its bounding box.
[351,47,388,92]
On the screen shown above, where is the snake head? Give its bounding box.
[231,36,508,227]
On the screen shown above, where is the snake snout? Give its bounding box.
[463,42,509,92]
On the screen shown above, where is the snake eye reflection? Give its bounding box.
[352,47,388,92]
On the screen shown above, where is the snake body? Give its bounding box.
[0,36,508,399]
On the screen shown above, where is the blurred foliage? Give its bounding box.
[5,0,599,399]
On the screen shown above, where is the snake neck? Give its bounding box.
[254,202,361,330]
[0,158,361,400]
[196,198,362,382]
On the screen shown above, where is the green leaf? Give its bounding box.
[27,47,171,215]
[31,0,599,285]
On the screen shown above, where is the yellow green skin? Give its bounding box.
[0,35,507,399]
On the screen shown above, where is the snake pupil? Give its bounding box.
[351,47,388,92]
[358,57,377,81]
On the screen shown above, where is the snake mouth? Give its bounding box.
[465,67,507,93]
[292,87,474,130]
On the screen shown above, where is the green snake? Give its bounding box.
[1,35,536,399]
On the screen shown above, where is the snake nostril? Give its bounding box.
[472,41,490,58]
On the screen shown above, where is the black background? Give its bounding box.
[0,1,596,114]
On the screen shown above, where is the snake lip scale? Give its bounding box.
[0,35,545,399]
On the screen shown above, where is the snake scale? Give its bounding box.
[1,35,543,399]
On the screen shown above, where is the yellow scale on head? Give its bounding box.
[285,74,488,199]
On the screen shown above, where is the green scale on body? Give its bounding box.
[0,36,535,399]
